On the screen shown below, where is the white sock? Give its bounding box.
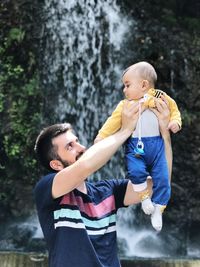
[141,197,155,215]
[151,204,165,232]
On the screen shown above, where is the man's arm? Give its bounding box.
[153,97,173,178]
[52,101,139,198]
[124,97,172,206]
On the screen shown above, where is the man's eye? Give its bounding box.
[67,144,73,151]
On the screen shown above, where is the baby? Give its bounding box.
[94,61,182,231]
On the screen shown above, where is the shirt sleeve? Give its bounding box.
[166,94,182,128]
[97,100,124,138]
[108,178,129,210]
[34,173,59,211]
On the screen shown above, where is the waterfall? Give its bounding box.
[39,0,135,180]
[117,206,181,258]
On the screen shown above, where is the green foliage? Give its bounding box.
[6,28,25,47]
[180,17,200,32]
[0,92,4,112]
[181,110,198,127]
[0,30,44,218]
[162,8,177,27]
[0,49,42,167]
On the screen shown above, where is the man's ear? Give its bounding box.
[49,160,64,171]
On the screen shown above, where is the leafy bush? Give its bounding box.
[0,2,44,219]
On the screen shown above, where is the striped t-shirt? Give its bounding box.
[34,173,128,267]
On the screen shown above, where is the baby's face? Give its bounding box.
[122,69,145,100]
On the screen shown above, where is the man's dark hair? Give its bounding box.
[34,123,72,171]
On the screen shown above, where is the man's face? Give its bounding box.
[52,131,86,167]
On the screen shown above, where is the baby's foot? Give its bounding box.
[141,197,154,215]
[151,204,166,232]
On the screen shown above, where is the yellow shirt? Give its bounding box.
[97,88,182,139]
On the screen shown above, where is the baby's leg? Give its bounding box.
[150,138,171,231]
[125,151,154,215]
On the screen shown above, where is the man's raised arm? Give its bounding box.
[52,101,139,198]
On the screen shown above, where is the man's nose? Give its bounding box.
[77,143,86,152]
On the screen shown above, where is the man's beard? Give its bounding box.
[56,155,69,168]
[60,159,69,168]
[57,151,85,168]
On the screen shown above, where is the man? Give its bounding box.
[34,99,171,267]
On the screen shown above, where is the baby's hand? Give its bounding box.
[168,120,180,133]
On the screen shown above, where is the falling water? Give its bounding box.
[117,206,181,258]
[39,0,135,180]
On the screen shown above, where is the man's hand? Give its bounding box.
[150,95,172,178]
[150,96,170,136]
[121,100,139,135]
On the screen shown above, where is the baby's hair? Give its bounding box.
[122,66,130,77]
[123,61,157,86]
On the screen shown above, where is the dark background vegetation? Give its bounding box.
[0,0,43,220]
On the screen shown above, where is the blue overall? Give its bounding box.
[125,136,171,206]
